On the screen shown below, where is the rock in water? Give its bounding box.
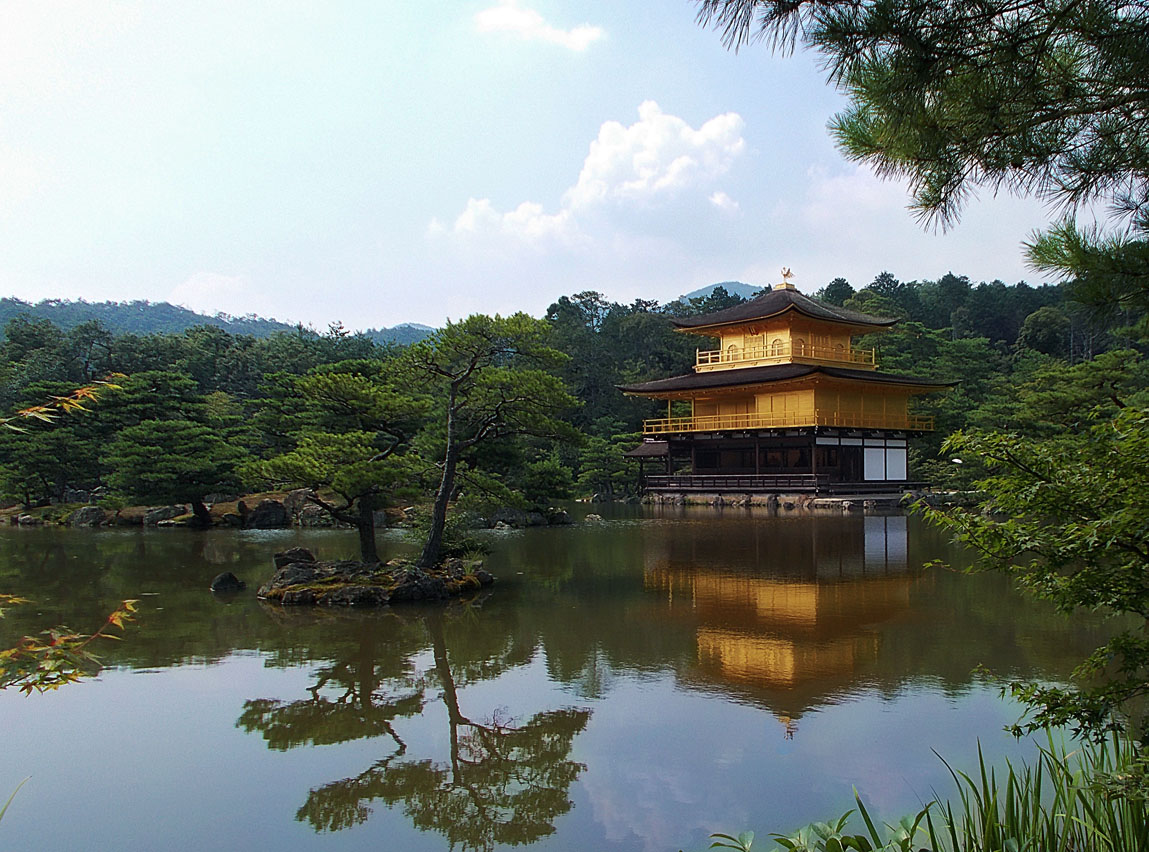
[244,499,290,529]
[273,546,317,569]
[210,572,246,592]
[258,550,495,607]
[488,507,530,528]
[389,569,449,602]
[143,505,187,526]
[297,504,337,527]
[282,488,315,519]
[319,585,391,606]
[546,508,573,525]
[71,506,107,527]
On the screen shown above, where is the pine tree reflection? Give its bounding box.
[238,620,425,754]
[238,609,590,850]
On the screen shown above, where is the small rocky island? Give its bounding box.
[258,546,494,606]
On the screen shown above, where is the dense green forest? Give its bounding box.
[1,269,1143,519]
[0,297,433,346]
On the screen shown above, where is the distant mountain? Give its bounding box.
[0,297,434,344]
[0,297,298,337]
[679,281,763,302]
[362,323,434,346]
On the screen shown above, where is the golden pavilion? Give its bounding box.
[619,274,953,492]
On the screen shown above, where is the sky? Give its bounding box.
[0,0,1059,330]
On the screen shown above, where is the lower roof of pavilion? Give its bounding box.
[618,363,955,399]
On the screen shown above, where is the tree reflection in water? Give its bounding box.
[237,607,590,850]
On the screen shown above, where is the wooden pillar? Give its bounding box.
[810,435,818,493]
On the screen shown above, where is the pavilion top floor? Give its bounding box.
[673,282,899,374]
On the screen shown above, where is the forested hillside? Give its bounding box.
[0,270,1143,515]
[0,297,432,346]
[679,281,762,301]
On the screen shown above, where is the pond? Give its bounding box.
[0,507,1105,852]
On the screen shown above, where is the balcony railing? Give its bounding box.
[696,341,876,370]
[644,473,829,491]
[642,410,934,434]
[642,475,930,493]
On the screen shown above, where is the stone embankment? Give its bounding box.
[3,490,358,529]
[642,492,914,511]
[4,488,579,531]
[642,489,982,512]
[257,546,495,607]
[484,506,572,529]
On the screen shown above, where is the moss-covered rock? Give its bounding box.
[258,548,493,607]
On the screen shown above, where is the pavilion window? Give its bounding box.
[816,446,839,469]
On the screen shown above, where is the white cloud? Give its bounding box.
[797,163,909,229]
[475,1,604,51]
[742,161,1055,294]
[0,146,45,217]
[430,197,580,246]
[502,200,576,241]
[566,101,745,209]
[430,101,746,246]
[709,191,739,213]
[0,2,139,106]
[167,271,256,316]
[447,197,500,233]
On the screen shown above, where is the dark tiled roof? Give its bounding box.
[672,287,897,330]
[618,364,956,395]
[623,440,669,458]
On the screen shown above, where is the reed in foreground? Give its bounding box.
[686,733,1148,852]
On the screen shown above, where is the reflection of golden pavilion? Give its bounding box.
[644,516,918,728]
[696,628,879,690]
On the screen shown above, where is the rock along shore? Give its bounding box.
[257,546,495,607]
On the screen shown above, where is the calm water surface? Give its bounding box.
[0,507,1106,852]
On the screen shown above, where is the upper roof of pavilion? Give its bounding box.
[672,281,897,335]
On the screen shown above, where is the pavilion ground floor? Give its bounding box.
[629,428,926,495]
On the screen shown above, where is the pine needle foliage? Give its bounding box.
[696,0,1149,311]
[403,313,578,568]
